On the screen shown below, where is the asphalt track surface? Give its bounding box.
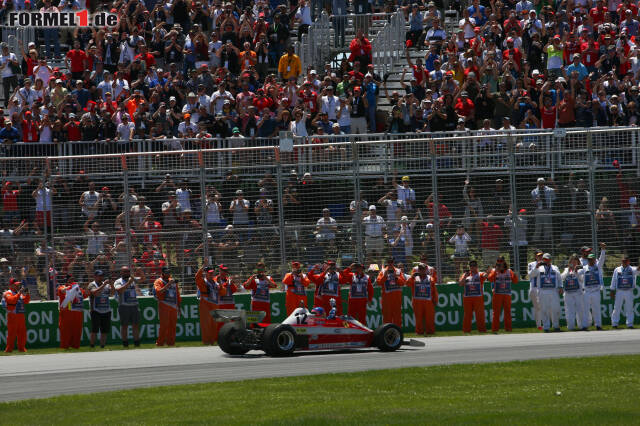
[1,329,639,402]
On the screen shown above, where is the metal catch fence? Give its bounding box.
[0,127,639,300]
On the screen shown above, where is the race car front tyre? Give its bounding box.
[218,322,250,355]
[263,324,297,356]
[373,323,403,352]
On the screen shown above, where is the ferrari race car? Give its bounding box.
[212,308,425,356]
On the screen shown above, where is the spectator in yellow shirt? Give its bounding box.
[278,46,301,81]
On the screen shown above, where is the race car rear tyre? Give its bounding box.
[218,322,250,355]
[263,324,297,357]
[373,323,403,352]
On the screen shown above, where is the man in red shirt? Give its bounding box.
[134,44,156,69]
[21,111,39,142]
[455,91,475,127]
[589,0,606,26]
[480,216,503,268]
[64,113,81,141]
[2,181,20,221]
[299,82,318,114]
[65,41,88,80]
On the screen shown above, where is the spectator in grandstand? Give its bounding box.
[449,224,472,278]
[462,179,484,244]
[531,177,556,252]
[316,208,337,246]
[363,205,386,264]
[480,216,503,269]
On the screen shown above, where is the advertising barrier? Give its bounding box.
[1,281,638,349]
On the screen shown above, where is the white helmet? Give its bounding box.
[329,298,336,307]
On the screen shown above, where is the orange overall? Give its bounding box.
[3,289,30,352]
[216,275,237,334]
[283,272,311,315]
[308,270,344,315]
[407,273,438,335]
[340,268,373,325]
[195,268,226,344]
[461,272,487,333]
[376,267,407,326]
[154,278,181,346]
[243,276,277,323]
[488,269,518,332]
[58,284,87,349]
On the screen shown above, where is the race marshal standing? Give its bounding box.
[283,261,311,315]
[154,267,181,346]
[406,263,438,335]
[2,278,30,352]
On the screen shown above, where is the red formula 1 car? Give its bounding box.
[212,308,424,356]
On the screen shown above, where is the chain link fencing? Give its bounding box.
[1,127,638,299]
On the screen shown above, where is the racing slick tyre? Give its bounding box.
[373,323,403,352]
[218,322,250,355]
[263,324,297,357]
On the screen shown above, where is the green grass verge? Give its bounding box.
[1,355,638,424]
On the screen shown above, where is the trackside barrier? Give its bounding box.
[1,281,637,349]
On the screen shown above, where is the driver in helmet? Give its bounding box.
[327,298,337,319]
[310,306,326,318]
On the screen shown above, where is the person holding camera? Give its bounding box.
[2,278,30,352]
[243,262,278,322]
[561,254,587,331]
[459,259,487,334]
[487,256,519,333]
[407,263,437,335]
[88,270,113,349]
[154,267,181,346]
[376,257,407,326]
[114,266,142,347]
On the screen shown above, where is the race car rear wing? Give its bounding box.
[211,309,266,326]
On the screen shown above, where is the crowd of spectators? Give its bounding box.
[3,0,640,150]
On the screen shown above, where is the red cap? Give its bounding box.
[326,260,336,265]
[218,264,229,271]
[9,278,20,285]
[554,34,561,39]
[474,26,481,32]
[24,111,31,116]
[291,261,301,268]
[406,39,413,48]
[519,208,527,214]
[613,159,620,168]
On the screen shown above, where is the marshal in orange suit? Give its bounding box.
[154,267,182,346]
[376,257,406,326]
[406,263,438,335]
[3,278,31,353]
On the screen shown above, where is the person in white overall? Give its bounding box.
[610,254,639,329]
[528,253,562,332]
[561,254,587,331]
[582,248,606,330]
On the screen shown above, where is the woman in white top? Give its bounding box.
[39,115,53,143]
[290,109,308,137]
[336,98,351,133]
[449,224,472,278]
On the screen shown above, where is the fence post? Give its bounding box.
[275,149,287,273]
[429,141,442,284]
[586,130,599,254]
[508,134,520,277]
[352,139,365,263]
[199,151,209,265]
[121,155,133,270]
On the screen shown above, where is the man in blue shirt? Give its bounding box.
[0,120,19,144]
[467,0,487,26]
[564,54,589,81]
[72,80,90,109]
[364,74,378,132]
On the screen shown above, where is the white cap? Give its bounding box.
[369,205,377,211]
[400,216,408,222]
[537,177,545,183]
